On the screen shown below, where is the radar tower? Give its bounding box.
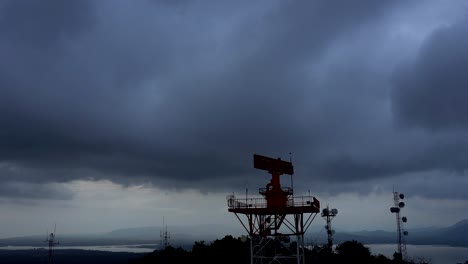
[227,154,320,264]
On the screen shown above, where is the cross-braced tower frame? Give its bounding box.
[45,225,59,264]
[160,216,170,250]
[390,191,408,262]
[227,154,320,264]
[321,205,338,251]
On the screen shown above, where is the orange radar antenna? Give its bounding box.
[228,153,320,264]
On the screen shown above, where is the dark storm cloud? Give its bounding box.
[312,170,468,201]
[382,16,468,195]
[4,0,466,200]
[396,171,468,200]
[0,0,94,47]
[0,163,72,200]
[309,132,468,181]
[0,0,177,170]
[392,17,468,130]
[0,181,72,200]
[0,0,402,189]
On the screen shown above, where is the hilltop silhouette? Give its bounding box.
[130,236,432,264]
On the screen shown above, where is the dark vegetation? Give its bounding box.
[131,236,431,264]
[131,235,249,264]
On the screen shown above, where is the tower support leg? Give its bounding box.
[250,236,253,264]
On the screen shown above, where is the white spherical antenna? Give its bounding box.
[240,235,247,242]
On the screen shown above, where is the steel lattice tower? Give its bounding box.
[390,191,408,262]
[45,225,59,264]
[227,154,320,264]
[160,217,170,250]
[321,205,338,251]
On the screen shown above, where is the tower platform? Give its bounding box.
[227,195,320,215]
[227,154,321,264]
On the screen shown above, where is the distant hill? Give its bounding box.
[0,220,466,247]
[0,233,158,247]
[313,219,468,247]
[105,223,242,241]
[410,219,468,246]
[0,224,242,248]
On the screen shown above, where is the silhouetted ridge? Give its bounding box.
[129,236,430,264]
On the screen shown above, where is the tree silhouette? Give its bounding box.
[130,236,432,264]
[335,240,372,264]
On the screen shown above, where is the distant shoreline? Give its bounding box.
[0,244,156,253]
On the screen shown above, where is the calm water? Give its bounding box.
[367,244,468,264]
[0,244,156,253]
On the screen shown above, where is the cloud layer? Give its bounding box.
[1,0,468,201]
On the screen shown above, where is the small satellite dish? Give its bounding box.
[331,209,338,215]
[240,235,247,242]
[399,193,404,199]
[390,207,400,213]
[398,202,405,208]
[402,217,407,222]
[403,231,409,236]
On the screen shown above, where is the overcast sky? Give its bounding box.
[1,0,468,239]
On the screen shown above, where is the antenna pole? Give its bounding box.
[246,188,248,205]
[161,216,170,249]
[46,224,59,264]
[289,153,294,193]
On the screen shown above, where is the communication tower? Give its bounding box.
[390,190,408,261]
[160,216,170,249]
[45,224,59,264]
[321,205,338,250]
[227,154,320,264]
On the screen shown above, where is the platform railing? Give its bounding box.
[227,195,318,209]
[258,187,293,195]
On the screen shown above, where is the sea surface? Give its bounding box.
[367,244,468,264]
[0,244,156,253]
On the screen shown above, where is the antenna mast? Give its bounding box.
[321,205,338,251]
[390,190,408,262]
[289,152,294,193]
[45,224,59,264]
[160,216,170,249]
